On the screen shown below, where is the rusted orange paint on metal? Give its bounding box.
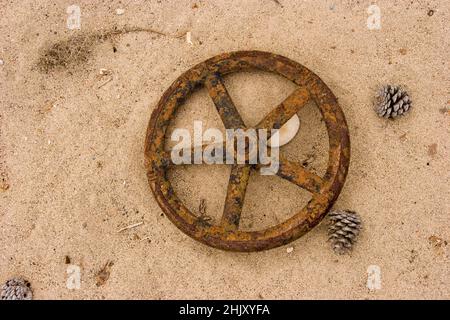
[221,164,251,231]
[144,51,350,251]
[256,87,310,131]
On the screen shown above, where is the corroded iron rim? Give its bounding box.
[144,51,350,251]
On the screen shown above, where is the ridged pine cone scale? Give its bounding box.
[328,210,361,255]
[375,85,411,118]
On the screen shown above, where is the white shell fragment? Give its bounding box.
[186,31,193,45]
[268,114,300,147]
[116,8,125,15]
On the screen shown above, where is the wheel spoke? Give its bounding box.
[256,87,310,134]
[205,73,246,129]
[163,142,229,166]
[275,156,324,194]
[221,164,251,230]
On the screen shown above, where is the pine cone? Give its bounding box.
[1,277,33,300]
[374,85,411,118]
[328,210,361,255]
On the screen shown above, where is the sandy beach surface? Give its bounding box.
[0,0,448,299]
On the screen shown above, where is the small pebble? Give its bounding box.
[286,247,294,253]
[99,68,111,75]
[116,8,125,15]
[0,59,4,65]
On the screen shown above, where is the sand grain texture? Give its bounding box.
[0,0,449,299]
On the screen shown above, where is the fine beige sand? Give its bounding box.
[0,0,448,299]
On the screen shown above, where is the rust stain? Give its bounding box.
[428,235,448,257]
[95,261,114,287]
[427,143,438,157]
[428,235,447,248]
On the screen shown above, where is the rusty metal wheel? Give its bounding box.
[145,51,350,251]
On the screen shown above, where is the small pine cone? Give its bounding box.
[374,85,411,118]
[1,277,33,300]
[328,210,361,255]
